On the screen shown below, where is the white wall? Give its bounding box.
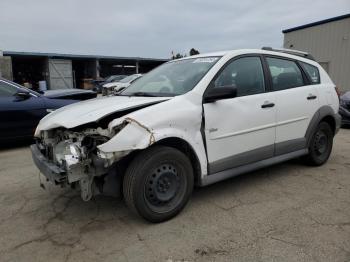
[284,17,350,92]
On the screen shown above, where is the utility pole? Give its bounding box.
[135,61,139,74]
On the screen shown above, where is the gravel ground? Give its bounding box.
[0,129,349,262]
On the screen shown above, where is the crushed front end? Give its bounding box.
[31,127,121,201]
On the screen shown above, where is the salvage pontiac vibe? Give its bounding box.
[31,48,340,222]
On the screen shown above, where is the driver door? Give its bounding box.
[203,56,277,174]
[0,80,46,140]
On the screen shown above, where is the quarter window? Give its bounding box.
[0,81,18,97]
[266,57,304,91]
[300,62,320,84]
[214,57,265,97]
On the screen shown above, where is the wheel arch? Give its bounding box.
[305,105,339,147]
[111,136,204,187]
[320,115,336,134]
[153,137,202,186]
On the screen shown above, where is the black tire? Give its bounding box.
[303,122,334,166]
[123,146,194,223]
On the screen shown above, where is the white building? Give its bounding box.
[283,14,350,92]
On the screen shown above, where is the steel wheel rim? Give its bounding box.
[314,130,328,155]
[144,163,186,213]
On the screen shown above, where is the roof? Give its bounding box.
[3,51,169,62]
[175,49,319,66]
[282,13,350,33]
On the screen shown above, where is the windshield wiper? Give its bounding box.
[127,92,158,97]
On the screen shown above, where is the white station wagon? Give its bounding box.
[31,48,341,222]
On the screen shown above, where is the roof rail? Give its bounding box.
[261,47,315,61]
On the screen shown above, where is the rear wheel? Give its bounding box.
[123,146,194,222]
[303,122,333,166]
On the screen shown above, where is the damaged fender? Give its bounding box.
[98,117,155,153]
[98,101,208,176]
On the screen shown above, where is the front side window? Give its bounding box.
[213,57,265,97]
[300,62,320,84]
[0,81,18,97]
[121,57,220,96]
[266,57,304,91]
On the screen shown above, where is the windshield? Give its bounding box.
[105,76,114,82]
[121,57,220,97]
[105,75,125,82]
[120,75,139,83]
[3,79,41,96]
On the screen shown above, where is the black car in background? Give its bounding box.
[0,78,95,141]
[42,88,97,100]
[340,91,350,126]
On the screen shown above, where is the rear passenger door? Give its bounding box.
[264,56,320,155]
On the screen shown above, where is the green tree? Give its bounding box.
[172,53,184,59]
[171,48,200,59]
[189,48,200,56]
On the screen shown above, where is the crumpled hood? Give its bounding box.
[35,96,169,134]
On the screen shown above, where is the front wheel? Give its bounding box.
[123,146,194,223]
[303,122,334,166]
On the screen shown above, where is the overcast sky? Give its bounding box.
[0,0,349,59]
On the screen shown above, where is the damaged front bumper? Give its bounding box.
[30,144,67,184]
[31,142,122,200]
[31,114,157,201]
[30,132,120,201]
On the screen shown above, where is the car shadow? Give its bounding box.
[45,158,306,225]
[192,158,304,197]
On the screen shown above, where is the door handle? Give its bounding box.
[261,102,275,108]
[307,94,317,100]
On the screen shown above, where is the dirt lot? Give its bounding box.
[0,130,349,262]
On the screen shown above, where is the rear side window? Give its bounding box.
[300,62,320,84]
[266,57,304,91]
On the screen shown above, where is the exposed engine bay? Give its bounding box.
[36,127,122,201]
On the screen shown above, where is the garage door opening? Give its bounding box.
[72,59,96,89]
[11,56,47,91]
[99,60,137,78]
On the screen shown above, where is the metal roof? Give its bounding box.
[282,13,350,33]
[3,51,169,62]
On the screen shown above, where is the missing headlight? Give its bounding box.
[53,141,82,167]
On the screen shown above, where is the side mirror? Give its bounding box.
[15,90,32,100]
[203,86,237,103]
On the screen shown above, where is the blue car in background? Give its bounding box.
[340,91,350,126]
[0,78,96,141]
